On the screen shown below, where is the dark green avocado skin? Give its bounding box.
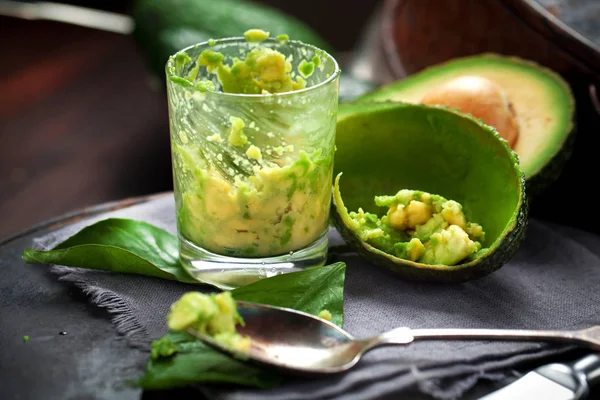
[331,180,528,283]
[331,102,529,283]
[353,54,576,202]
[525,121,577,200]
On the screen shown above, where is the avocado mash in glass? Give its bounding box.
[166,31,340,289]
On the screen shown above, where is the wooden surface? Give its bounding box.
[0,16,173,239]
[0,1,380,240]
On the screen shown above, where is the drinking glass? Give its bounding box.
[166,37,340,289]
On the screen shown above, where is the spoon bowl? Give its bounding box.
[238,302,364,373]
[190,301,364,374]
[188,301,600,375]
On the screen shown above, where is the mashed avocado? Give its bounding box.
[176,146,332,257]
[276,34,290,44]
[214,46,307,94]
[167,291,251,353]
[151,336,178,360]
[167,28,318,93]
[318,309,332,321]
[244,29,270,43]
[168,31,335,258]
[172,29,309,95]
[228,116,248,146]
[344,184,486,266]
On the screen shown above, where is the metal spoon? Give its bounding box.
[187,301,600,375]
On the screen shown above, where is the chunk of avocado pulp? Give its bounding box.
[132,0,333,83]
[332,102,527,283]
[167,291,250,353]
[337,174,487,266]
[356,53,575,196]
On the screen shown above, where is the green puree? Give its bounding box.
[339,176,486,266]
[177,146,332,257]
[177,29,311,95]
[167,292,251,353]
[170,30,333,257]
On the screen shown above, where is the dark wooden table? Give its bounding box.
[0,15,173,239]
[0,0,382,240]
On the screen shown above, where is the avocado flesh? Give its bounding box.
[132,0,333,81]
[333,103,528,282]
[357,54,575,195]
[167,291,251,352]
[336,181,487,265]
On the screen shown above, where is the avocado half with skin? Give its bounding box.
[356,54,575,197]
[332,102,528,282]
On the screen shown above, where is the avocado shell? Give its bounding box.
[332,102,528,283]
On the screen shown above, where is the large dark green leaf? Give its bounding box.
[137,331,281,390]
[232,262,346,327]
[21,218,197,284]
[137,262,347,390]
[20,216,347,389]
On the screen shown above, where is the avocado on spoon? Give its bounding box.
[187,301,600,375]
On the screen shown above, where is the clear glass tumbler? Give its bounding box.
[166,37,340,289]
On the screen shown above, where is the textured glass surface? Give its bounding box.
[167,38,340,259]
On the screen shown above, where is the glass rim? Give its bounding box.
[165,36,341,99]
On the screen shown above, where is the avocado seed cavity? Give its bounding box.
[421,76,519,148]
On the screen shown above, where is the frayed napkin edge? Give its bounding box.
[31,235,152,349]
[50,265,152,349]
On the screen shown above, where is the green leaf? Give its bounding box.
[137,262,347,390]
[232,262,346,327]
[138,331,280,390]
[20,216,347,390]
[22,218,197,284]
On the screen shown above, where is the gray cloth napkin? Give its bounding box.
[33,194,600,400]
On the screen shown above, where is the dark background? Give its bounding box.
[0,0,381,239]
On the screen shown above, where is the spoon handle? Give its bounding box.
[410,328,582,345]
[370,327,600,350]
